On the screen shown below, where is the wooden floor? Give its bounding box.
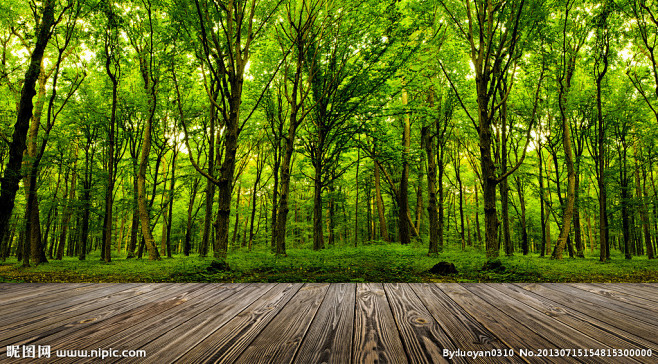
[0,283,657,363]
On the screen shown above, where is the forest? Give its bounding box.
[0,0,657,282]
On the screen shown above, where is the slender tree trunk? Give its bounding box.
[399,89,411,245]
[374,161,388,241]
[455,150,466,250]
[184,177,199,256]
[248,155,262,250]
[354,147,360,247]
[312,161,324,250]
[102,66,118,263]
[640,158,654,259]
[574,171,584,257]
[232,183,241,247]
[474,178,482,248]
[423,126,439,255]
[516,177,529,255]
[275,121,298,256]
[499,100,513,256]
[165,149,177,258]
[57,152,76,260]
[538,137,547,257]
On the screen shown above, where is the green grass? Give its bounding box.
[0,243,656,283]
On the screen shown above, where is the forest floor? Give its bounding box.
[0,243,657,283]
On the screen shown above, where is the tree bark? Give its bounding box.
[374,161,388,241]
[398,88,411,245]
[423,125,439,255]
[0,0,56,264]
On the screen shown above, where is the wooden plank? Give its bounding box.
[590,284,658,304]
[436,283,555,364]
[174,283,303,364]
[42,284,212,353]
[353,282,408,364]
[488,284,651,363]
[518,283,658,348]
[130,283,275,364]
[235,283,330,364]
[384,283,454,364]
[0,283,71,297]
[570,283,658,312]
[0,284,136,322]
[538,284,658,326]
[294,283,355,364]
[0,283,181,347]
[51,284,225,364]
[463,283,621,364]
[0,283,96,307]
[0,283,51,294]
[410,284,521,364]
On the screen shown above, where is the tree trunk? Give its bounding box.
[354,147,360,247]
[313,160,324,250]
[102,63,118,263]
[276,130,296,256]
[398,88,411,245]
[374,161,388,241]
[573,171,585,257]
[423,126,439,255]
[0,0,56,264]
[516,177,529,255]
[166,149,177,258]
[232,183,241,247]
[499,99,512,257]
[57,151,76,260]
[248,154,263,250]
[455,149,466,250]
[184,177,199,256]
[640,158,654,259]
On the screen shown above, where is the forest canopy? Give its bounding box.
[1,0,658,275]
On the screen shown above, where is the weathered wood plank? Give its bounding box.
[293,283,355,364]
[410,284,521,364]
[569,283,658,312]
[518,283,658,348]
[0,284,135,323]
[463,283,622,364]
[52,284,238,364]
[353,283,408,364]
[544,284,658,325]
[174,283,303,364]
[384,283,455,364]
[488,284,649,364]
[131,283,274,363]
[40,284,210,361]
[0,283,96,307]
[235,283,330,364]
[589,284,658,303]
[0,284,179,348]
[436,283,555,364]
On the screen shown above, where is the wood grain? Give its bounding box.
[353,283,408,364]
[293,283,355,364]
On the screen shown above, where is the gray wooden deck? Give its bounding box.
[0,283,656,363]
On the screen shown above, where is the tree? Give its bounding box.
[439,0,541,258]
[0,0,59,266]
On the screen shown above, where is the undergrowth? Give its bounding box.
[0,243,656,283]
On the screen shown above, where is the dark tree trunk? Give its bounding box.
[184,177,199,256]
[0,0,56,264]
[313,165,324,250]
[398,89,411,245]
[374,161,388,241]
[423,125,439,255]
[166,150,177,258]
